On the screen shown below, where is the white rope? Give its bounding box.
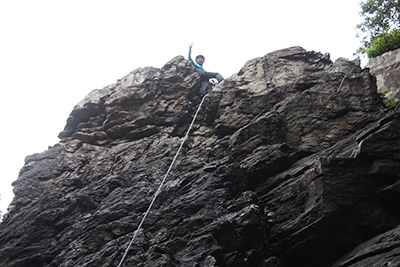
[117,93,209,267]
[336,73,348,93]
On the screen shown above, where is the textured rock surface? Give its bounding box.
[367,47,400,101]
[1,46,400,267]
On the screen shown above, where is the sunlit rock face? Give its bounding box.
[1,46,399,267]
[367,47,400,101]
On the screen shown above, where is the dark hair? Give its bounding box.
[196,55,205,61]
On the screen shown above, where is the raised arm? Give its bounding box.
[188,43,206,72]
[188,43,195,64]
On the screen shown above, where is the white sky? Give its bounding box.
[0,0,364,215]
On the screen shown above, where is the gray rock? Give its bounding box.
[332,224,400,267]
[0,47,399,267]
[367,47,400,101]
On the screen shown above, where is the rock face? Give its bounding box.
[1,46,400,267]
[367,47,400,101]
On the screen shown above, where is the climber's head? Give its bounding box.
[195,55,205,66]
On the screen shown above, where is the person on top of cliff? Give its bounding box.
[188,43,224,96]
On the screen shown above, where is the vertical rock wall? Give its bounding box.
[367,47,400,101]
[0,47,399,267]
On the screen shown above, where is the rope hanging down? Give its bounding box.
[336,73,348,93]
[117,93,209,267]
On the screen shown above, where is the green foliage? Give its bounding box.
[379,90,397,108]
[366,28,400,58]
[356,0,400,56]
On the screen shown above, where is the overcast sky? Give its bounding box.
[0,0,364,215]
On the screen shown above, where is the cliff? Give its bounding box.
[367,47,400,101]
[1,46,399,267]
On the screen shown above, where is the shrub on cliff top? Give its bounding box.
[366,28,400,58]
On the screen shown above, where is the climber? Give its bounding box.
[188,43,224,96]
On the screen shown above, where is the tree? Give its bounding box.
[356,0,400,57]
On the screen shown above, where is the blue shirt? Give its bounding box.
[188,47,206,73]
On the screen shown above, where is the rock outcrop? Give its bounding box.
[367,47,400,101]
[1,46,400,267]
